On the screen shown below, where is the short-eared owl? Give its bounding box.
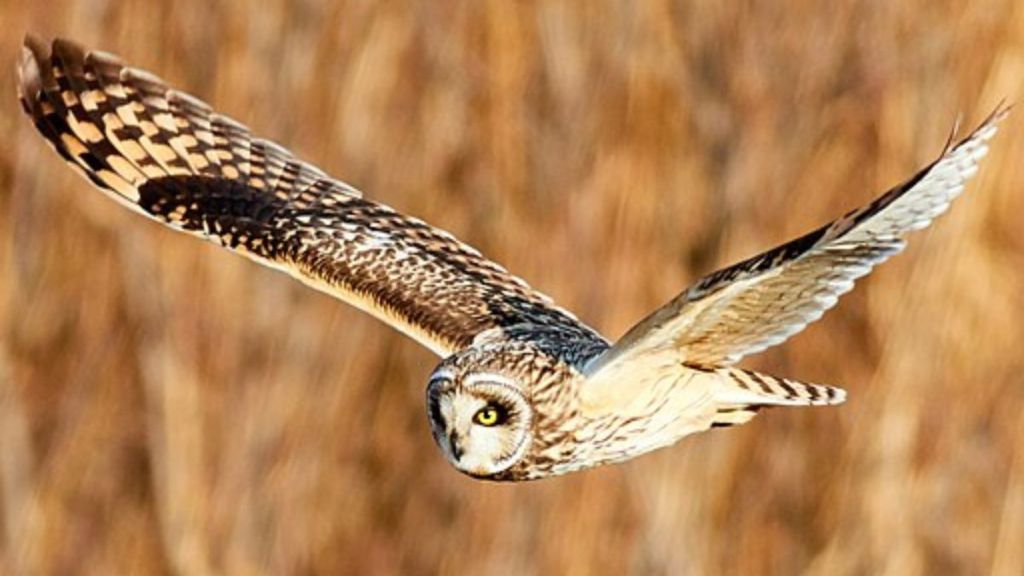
[18,37,1006,481]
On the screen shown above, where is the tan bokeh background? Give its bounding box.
[2,1,1024,574]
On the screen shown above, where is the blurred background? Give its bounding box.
[2,0,1023,574]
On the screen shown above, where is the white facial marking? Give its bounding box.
[426,371,532,477]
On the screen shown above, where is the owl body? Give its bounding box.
[428,333,727,481]
[17,37,1005,481]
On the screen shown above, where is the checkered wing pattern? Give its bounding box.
[18,36,598,357]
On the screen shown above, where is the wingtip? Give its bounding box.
[974,99,1013,134]
[18,35,93,79]
[991,98,1014,118]
[16,35,113,119]
[18,33,46,79]
[22,33,48,57]
[16,42,35,86]
[51,37,89,72]
[942,101,1012,157]
[16,35,48,116]
[943,112,964,153]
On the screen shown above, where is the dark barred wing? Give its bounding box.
[586,106,1006,376]
[18,37,599,357]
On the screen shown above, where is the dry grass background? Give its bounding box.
[1,0,1023,574]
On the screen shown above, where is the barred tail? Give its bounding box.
[710,368,845,427]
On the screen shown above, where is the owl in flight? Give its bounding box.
[18,37,1006,481]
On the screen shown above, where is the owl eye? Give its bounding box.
[473,403,508,427]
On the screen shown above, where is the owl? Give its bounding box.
[17,37,1006,481]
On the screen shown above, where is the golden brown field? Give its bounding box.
[2,1,1023,574]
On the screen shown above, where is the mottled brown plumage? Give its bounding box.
[18,36,1006,481]
[17,35,602,360]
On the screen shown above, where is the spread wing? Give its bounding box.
[18,36,599,357]
[585,105,1007,380]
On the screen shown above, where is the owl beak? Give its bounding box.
[448,431,464,461]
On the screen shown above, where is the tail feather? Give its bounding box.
[709,368,843,428]
[710,406,762,428]
[716,368,846,408]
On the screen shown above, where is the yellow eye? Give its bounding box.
[473,405,504,426]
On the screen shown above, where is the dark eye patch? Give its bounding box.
[490,403,510,423]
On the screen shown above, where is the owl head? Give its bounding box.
[425,366,534,478]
